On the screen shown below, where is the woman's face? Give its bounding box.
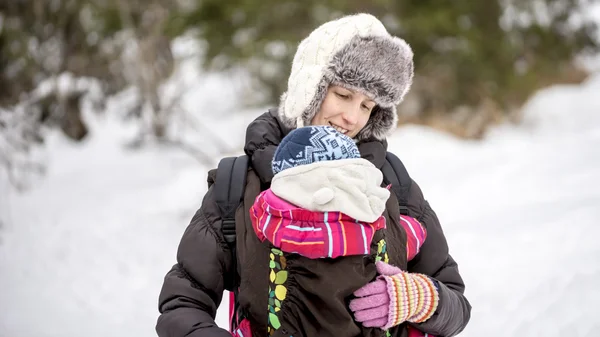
[310,85,376,138]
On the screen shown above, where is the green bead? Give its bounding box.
[269,313,281,329]
[275,271,288,284]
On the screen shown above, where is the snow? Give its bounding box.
[387,74,600,336]
[2,47,600,337]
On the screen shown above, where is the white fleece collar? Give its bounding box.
[270,158,390,222]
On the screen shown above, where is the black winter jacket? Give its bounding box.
[156,110,471,337]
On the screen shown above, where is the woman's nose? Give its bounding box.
[342,104,361,125]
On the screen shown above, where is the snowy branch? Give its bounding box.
[0,73,105,191]
[0,105,45,191]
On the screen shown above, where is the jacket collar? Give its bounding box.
[243,108,388,184]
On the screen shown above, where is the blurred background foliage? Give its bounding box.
[1,0,599,144]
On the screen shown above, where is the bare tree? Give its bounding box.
[115,1,233,165]
[117,1,174,142]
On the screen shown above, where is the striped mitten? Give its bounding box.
[350,261,439,330]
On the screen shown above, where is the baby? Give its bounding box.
[236,125,432,337]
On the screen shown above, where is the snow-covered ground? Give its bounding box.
[2,43,600,337]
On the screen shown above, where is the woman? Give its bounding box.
[156,13,471,337]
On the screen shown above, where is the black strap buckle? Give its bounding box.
[222,219,236,244]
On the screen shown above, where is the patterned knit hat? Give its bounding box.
[278,13,414,141]
[272,126,360,175]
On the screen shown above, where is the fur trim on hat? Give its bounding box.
[278,13,414,141]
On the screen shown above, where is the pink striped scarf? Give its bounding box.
[250,189,387,259]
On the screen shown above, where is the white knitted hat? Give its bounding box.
[278,13,414,141]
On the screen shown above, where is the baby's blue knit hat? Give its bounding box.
[272,126,361,175]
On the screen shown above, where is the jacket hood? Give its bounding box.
[270,158,390,223]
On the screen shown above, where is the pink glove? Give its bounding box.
[349,261,440,330]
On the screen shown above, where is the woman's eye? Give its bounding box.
[335,92,349,99]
